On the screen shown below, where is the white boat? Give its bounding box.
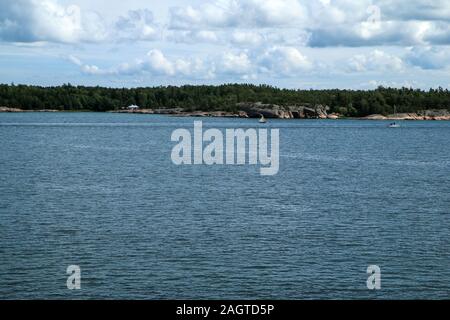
[259,115,267,123]
[388,106,401,128]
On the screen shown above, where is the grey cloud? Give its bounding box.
[115,9,160,41]
[377,0,450,22]
[405,46,450,70]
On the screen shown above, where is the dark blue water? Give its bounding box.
[0,112,449,299]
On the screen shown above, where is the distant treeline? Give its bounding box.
[1,83,450,116]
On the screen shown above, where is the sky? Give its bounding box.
[1,0,450,89]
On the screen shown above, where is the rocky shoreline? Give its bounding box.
[110,102,450,121]
[358,110,450,121]
[2,105,450,120]
[0,107,59,113]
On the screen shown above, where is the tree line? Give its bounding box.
[1,83,450,116]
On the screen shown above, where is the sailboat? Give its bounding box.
[259,114,267,124]
[388,105,401,128]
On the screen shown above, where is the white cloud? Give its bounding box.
[302,0,450,47]
[219,52,252,75]
[164,0,450,48]
[168,30,218,44]
[169,0,307,30]
[68,55,82,66]
[0,0,161,43]
[258,46,312,75]
[230,30,263,46]
[68,55,111,75]
[0,0,107,43]
[347,50,404,72]
[145,49,175,75]
[244,0,306,27]
[69,46,316,80]
[4,0,450,48]
[69,49,216,79]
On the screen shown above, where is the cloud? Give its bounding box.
[145,49,175,75]
[168,0,307,30]
[422,22,450,45]
[0,0,160,43]
[405,46,450,70]
[244,0,307,27]
[77,50,177,76]
[164,0,450,48]
[304,0,450,47]
[68,55,111,75]
[347,50,404,72]
[377,0,450,22]
[258,46,312,76]
[115,9,159,41]
[69,50,216,79]
[68,45,314,80]
[0,0,107,43]
[307,19,435,47]
[230,30,263,46]
[168,30,219,44]
[219,52,252,75]
[4,0,450,48]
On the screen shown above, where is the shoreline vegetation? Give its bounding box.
[1,83,450,120]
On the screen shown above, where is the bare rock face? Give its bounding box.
[236,102,330,119]
[364,114,388,120]
[153,108,182,114]
[419,109,450,117]
[327,113,341,119]
[364,109,450,121]
[238,111,249,118]
[387,113,419,120]
[418,109,450,120]
[0,107,24,112]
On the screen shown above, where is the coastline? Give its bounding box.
[1,106,450,121]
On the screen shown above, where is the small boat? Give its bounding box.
[388,122,400,128]
[259,115,267,124]
[388,106,400,128]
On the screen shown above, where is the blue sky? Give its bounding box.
[1,0,450,89]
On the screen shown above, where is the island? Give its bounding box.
[1,84,450,120]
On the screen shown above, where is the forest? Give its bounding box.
[1,83,450,116]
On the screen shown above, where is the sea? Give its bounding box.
[0,112,449,299]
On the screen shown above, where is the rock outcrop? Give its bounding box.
[236,102,331,119]
[418,109,450,120]
[327,113,340,120]
[3,103,449,120]
[0,107,59,112]
[70,102,339,119]
[364,109,450,121]
[363,114,387,120]
[110,108,155,114]
[0,107,24,112]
